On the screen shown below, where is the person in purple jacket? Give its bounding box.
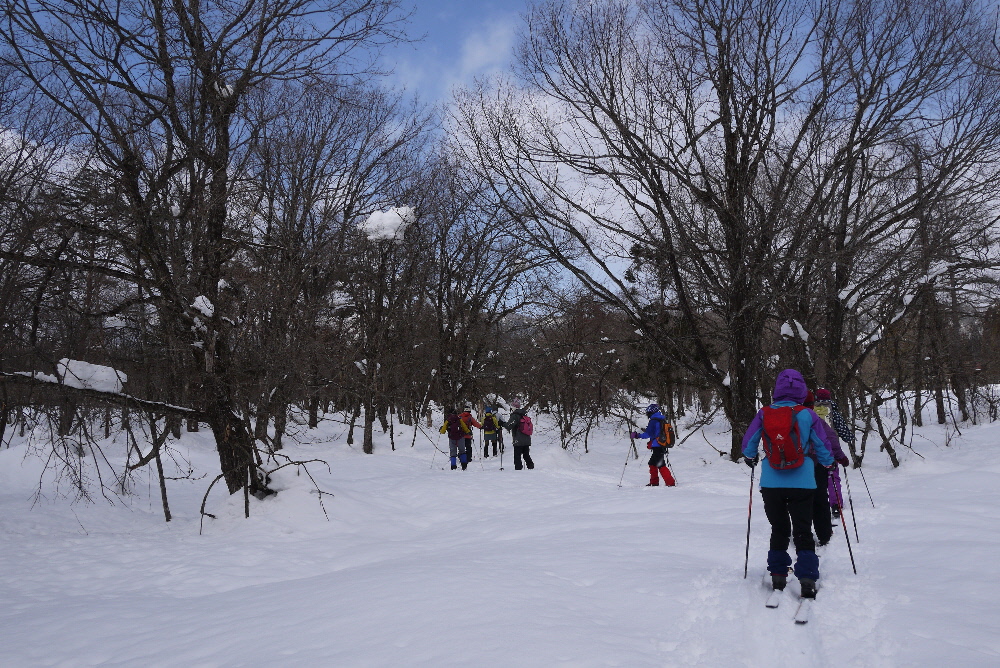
[814,388,853,518]
[742,369,833,598]
[803,390,851,546]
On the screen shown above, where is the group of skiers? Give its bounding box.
[627,368,856,603]
[740,369,855,600]
[440,371,856,606]
[438,400,535,471]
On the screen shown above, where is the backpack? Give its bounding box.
[483,414,498,433]
[518,414,533,436]
[446,414,468,440]
[652,417,675,448]
[760,405,806,470]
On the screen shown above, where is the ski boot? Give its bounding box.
[771,573,787,591]
[799,578,817,599]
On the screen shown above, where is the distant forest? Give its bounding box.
[2,0,1000,501]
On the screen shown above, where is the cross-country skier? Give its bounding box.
[803,390,851,546]
[439,408,471,470]
[505,400,534,470]
[814,388,854,518]
[481,407,502,458]
[459,403,482,462]
[630,403,676,487]
[742,369,833,599]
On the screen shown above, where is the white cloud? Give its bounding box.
[458,18,517,80]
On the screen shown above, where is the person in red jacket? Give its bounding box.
[460,403,482,462]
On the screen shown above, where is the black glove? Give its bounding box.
[744,456,757,468]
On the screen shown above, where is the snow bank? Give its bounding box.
[358,206,415,242]
[56,359,127,393]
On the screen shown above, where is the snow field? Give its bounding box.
[1,416,998,666]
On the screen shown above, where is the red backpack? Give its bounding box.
[760,405,806,470]
[519,414,533,435]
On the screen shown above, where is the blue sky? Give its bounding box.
[383,0,532,104]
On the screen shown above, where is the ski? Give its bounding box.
[793,598,812,624]
[765,589,783,608]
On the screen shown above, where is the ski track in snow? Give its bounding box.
[1,420,999,666]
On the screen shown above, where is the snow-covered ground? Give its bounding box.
[1,411,998,667]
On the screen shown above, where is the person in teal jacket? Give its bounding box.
[742,369,833,598]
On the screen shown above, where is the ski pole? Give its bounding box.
[744,459,756,579]
[430,432,441,469]
[842,464,860,543]
[410,375,435,448]
[501,423,506,470]
[618,434,635,487]
[838,500,858,574]
[858,464,875,508]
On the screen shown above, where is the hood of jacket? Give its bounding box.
[773,369,808,404]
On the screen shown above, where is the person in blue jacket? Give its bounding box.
[631,403,676,486]
[742,369,833,598]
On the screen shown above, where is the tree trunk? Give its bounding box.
[183,381,199,431]
[149,419,172,522]
[59,398,74,437]
[167,414,181,439]
[203,370,268,495]
[347,401,361,445]
[0,400,8,447]
[308,396,319,429]
[254,398,270,443]
[273,403,287,451]
[952,374,970,423]
[363,396,375,454]
[934,385,946,425]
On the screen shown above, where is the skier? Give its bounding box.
[814,388,854,518]
[505,400,534,470]
[481,407,502,458]
[459,403,482,462]
[439,408,471,470]
[803,390,851,546]
[630,403,676,487]
[742,369,833,599]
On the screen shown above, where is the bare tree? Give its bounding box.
[0,0,409,494]
[454,0,1000,459]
